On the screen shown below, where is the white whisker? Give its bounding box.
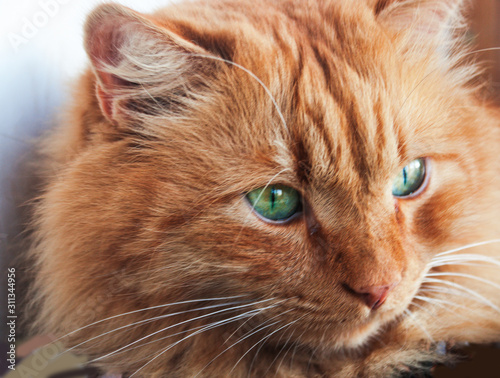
[426,272,500,290]
[223,310,261,345]
[274,328,297,377]
[419,286,468,298]
[193,305,293,377]
[247,325,273,377]
[422,278,500,312]
[260,324,292,376]
[109,322,210,357]
[230,318,301,373]
[435,239,500,257]
[60,301,244,356]
[231,307,292,348]
[429,254,500,269]
[414,295,468,311]
[266,327,296,376]
[288,328,307,372]
[403,309,434,342]
[55,295,246,342]
[110,306,278,361]
[190,54,290,135]
[408,299,437,316]
[129,310,266,376]
[418,286,500,320]
[306,335,321,375]
[90,298,277,363]
[465,47,500,56]
[193,313,289,377]
[412,293,490,322]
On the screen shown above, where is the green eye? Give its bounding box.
[246,184,301,222]
[392,158,427,197]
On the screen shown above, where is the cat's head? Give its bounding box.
[32,0,500,374]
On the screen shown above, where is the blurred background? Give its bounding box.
[0,0,499,377]
[470,0,500,104]
[449,5,500,374]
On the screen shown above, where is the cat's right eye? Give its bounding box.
[246,184,301,222]
[392,158,427,197]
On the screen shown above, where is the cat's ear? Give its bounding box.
[369,0,466,50]
[84,3,212,124]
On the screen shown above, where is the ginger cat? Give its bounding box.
[29,0,500,376]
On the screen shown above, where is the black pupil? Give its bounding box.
[271,187,276,210]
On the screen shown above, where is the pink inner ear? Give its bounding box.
[86,7,135,68]
[379,1,462,38]
[85,11,137,122]
[95,84,114,121]
[87,15,132,86]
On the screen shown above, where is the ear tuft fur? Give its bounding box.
[372,0,467,49]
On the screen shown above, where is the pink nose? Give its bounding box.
[345,283,398,310]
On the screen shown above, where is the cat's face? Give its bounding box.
[33,0,500,375]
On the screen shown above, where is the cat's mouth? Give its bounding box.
[282,298,407,352]
[296,277,424,350]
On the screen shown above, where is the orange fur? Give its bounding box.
[29,0,500,376]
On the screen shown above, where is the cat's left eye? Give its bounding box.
[246,184,301,222]
[392,158,427,197]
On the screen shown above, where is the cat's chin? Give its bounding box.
[333,316,394,351]
[291,310,400,355]
[331,322,382,351]
[326,300,412,352]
